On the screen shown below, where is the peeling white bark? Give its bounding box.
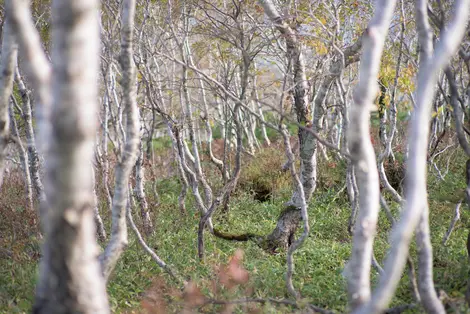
[134,130,153,235]
[14,65,44,203]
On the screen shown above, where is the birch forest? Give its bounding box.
[3,0,470,313]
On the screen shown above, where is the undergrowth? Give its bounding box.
[1,138,470,313]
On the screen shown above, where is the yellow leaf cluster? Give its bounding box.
[304,38,328,56]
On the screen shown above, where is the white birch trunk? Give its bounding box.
[413,1,445,312]
[253,63,270,146]
[101,0,141,281]
[134,133,153,235]
[100,91,113,212]
[92,167,107,242]
[14,65,45,202]
[346,0,397,310]
[259,0,315,206]
[354,1,470,313]
[7,0,52,156]
[31,0,110,312]
[9,98,33,211]
[188,52,225,174]
[180,36,213,208]
[7,0,52,228]
[0,17,18,186]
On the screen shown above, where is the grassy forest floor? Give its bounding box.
[1,134,470,313]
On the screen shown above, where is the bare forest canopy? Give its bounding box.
[2,0,470,313]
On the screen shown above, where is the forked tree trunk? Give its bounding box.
[258,0,315,250]
[355,1,469,313]
[259,0,362,250]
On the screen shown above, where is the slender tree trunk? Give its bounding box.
[180,34,213,208]
[337,78,359,234]
[260,0,362,250]
[413,2,445,312]
[346,1,396,309]
[8,0,51,228]
[253,63,270,146]
[134,133,153,235]
[101,0,141,282]
[92,167,107,242]
[448,66,470,307]
[0,17,18,186]
[259,0,315,250]
[14,65,45,202]
[142,59,189,215]
[166,123,189,214]
[416,205,444,313]
[126,184,181,282]
[190,54,226,176]
[355,1,469,313]
[7,0,52,164]
[100,90,113,213]
[9,98,33,211]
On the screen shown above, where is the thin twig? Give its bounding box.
[201,297,334,314]
[126,190,183,284]
[442,200,462,245]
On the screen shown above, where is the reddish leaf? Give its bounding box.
[183,281,205,307]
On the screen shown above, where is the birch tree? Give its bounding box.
[0,17,17,187]
[14,65,44,203]
[412,1,445,312]
[101,0,141,281]
[5,0,111,311]
[257,0,315,250]
[9,97,33,211]
[345,0,396,310]
[353,1,470,313]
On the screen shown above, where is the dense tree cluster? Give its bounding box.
[2,0,470,313]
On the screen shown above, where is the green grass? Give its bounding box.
[2,142,470,313]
